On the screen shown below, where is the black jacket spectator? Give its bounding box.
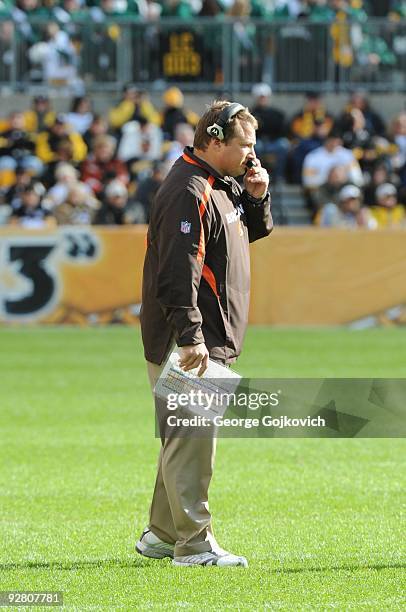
[93,179,129,225]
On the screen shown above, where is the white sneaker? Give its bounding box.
[136,528,174,559]
[172,551,248,567]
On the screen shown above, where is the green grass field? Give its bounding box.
[0,327,405,610]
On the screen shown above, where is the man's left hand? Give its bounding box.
[244,159,269,200]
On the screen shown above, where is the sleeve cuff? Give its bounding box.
[242,190,269,205]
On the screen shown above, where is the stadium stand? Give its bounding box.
[0,1,405,225]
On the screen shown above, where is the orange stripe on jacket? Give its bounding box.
[182,152,201,167]
[196,175,215,264]
[182,152,215,266]
[202,263,219,298]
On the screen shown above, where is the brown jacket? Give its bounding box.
[141,147,273,365]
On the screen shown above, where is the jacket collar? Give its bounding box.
[182,146,225,181]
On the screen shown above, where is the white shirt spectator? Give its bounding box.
[64,111,93,135]
[117,121,163,162]
[303,144,363,189]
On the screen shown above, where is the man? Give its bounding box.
[289,92,334,141]
[302,125,363,213]
[302,126,364,190]
[250,83,288,181]
[108,83,160,133]
[9,180,56,229]
[93,179,129,225]
[318,183,376,228]
[371,183,405,227]
[137,101,273,568]
[80,134,128,196]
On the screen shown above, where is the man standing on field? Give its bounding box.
[137,101,273,567]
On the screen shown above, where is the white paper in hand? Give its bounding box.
[154,349,241,421]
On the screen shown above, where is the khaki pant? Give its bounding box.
[146,360,218,557]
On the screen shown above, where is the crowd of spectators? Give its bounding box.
[252,85,406,227]
[0,85,198,226]
[0,84,405,229]
[1,1,405,21]
[0,1,403,92]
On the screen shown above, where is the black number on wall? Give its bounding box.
[5,245,56,315]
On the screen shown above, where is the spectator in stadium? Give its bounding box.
[36,114,87,165]
[42,162,83,209]
[311,164,348,213]
[28,21,83,92]
[53,181,99,225]
[137,0,162,20]
[109,84,160,134]
[336,107,371,152]
[0,0,10,16]
[102,0,140,18]
[80,134,129,195]
[161,87,199,141]
[160,0,195,18]
[287,118,330,184]
[0,20,14,82]
[0,111,43,189]
[83,114,109,150]
[132,161,166,223]
[1,166,32,209]
[63,96,94,135]
[363,160,391,205]
[9,180,56,229]
[305,0,335,21]
[227,0,269,17]
[199,0,224,16]
[60,0,88,22]
[117,116,163,165]
[289,92,334,141]
[370,182,405,227]
[334,106,395,182]
[14,0,41,17]
[163,122,195,172]
[330,0,369,20]
[389,1,406,19]
[93,179,129,225]
[338,90,386,137]
[302,125,363,212]
[250,83,288,181]
[23,95,55,134]
[392,111,406,164]
[391,111,406,200]
[355,24,396,82]
[11,0,50,61]
[271,0,306,19]
[318,183,376,228]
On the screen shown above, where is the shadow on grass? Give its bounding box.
[0,558,165,571]
[274,562,406,574]
[1,559,404,573]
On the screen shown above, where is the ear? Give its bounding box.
[211,138,224,151]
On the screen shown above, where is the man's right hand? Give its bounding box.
[178,343,209,377]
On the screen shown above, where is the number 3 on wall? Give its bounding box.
[1,244,57,318]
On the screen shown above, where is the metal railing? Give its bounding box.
[0,17,405,92]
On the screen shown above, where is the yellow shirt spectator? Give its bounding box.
[109,85,160,129]
[371,183,405,228]
[371,204,405,227]
[36,116,87,164]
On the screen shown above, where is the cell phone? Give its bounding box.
[245,159,257,169]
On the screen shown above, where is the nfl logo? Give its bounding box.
[180,220,191,234]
